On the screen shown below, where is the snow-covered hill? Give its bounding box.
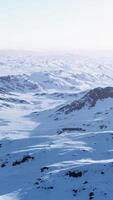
[1,51,113,93]
[0,51,113,200]
[0,75,44,93]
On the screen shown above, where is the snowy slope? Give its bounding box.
[1,51,113,92]
[0,51,113,200]
[0,75,44,93]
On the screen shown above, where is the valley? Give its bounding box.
[0,52,113,200]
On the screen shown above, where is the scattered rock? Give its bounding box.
[1,163,6,168]
[66,170,84,178]
[58,127,86,134]
[73,189,78,193]
[83,181,88,184]
[99,125,107,129]
[72,189,78,196]
[89,192,94,200]
[12,155,34,166]
[42,186,54,190]
[41,166,49,172]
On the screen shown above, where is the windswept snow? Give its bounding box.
[0,51,113,199]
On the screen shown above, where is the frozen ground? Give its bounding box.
[0,51,113,200]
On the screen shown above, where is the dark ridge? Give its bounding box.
[12,155,34,166]
[57,127,86,134]
[58,87,113,114]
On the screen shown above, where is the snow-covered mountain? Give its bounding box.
[0,51,113,200]
[1,51,113,93]
[0,74,46,93]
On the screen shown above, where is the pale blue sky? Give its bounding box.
[0,0,113,51]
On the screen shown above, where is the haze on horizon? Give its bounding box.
[0,0,113,52]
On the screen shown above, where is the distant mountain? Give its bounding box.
[1,52,113,93]
[0,74,44,93]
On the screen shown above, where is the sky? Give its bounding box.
[0,0,113,51]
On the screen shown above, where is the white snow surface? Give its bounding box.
[0,51,113,199]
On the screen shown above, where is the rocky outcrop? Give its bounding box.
[58,87,113,114]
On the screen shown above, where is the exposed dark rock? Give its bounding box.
[12,155,34,166]
[57,127,86,134]
[1,163,6,168]
[34,177,43,186]
[72,188,78,196]
[95,111,102,115]
[99,125,107,129]
[41,166,49,172]
[73,189,78,193]
[66,170,83,178]
[89,192,94,200]
[83,181,88,184]
[58,87,113,114]
[42,186,54,190]
[54,118,59,121]
[34,182,39,185]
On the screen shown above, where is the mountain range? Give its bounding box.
[0,51,113,200]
